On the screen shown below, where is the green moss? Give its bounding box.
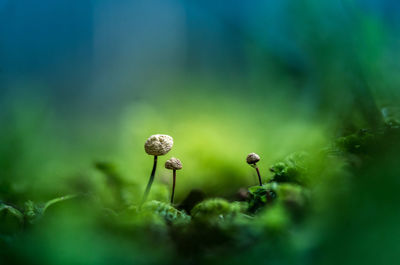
[247,182,308,216]
[191,199,241,224]
[141,200,191,225]
[335,129,376,154]
[269,152,310,184]
[24,200,41,224]
[247,185,276,214]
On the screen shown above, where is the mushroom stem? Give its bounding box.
[142,155,158,204]
[171,170,176,204]
[255,166,262,186]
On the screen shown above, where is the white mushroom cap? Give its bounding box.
[165,157,182,170]
[144,134,173,156]
[246,153,260,165]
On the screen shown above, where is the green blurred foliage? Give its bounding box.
[0,203,23,236]
[1,1,400,264]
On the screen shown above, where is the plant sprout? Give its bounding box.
[142,134,173,204]
[246,152,263,186]
[165,157,182,204]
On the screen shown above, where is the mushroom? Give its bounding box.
[165,157,182,204]
[141,134,173,204]
[246,153,263,186]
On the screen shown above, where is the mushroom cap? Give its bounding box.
[165,157,182,170]
[246,153,260,165]
[144,134,173,156]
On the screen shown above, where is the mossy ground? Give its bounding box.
[1,123,399,265]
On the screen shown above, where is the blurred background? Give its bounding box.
[1,1,400,264]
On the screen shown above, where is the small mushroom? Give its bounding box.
[145,134,173,156]
[165,157,182,204]
[246,153,263,186]
[141,134,173,204]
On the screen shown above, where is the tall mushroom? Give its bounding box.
[142,134,173,204]
[246,152,263,186]
[165,157,182,204]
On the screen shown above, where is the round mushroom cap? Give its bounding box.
[246,153,260,165]
[165,157,182,170]
[144,134,173,156]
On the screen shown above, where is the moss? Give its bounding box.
[191,198,241,225]
[141,200,191,226]
[335,129,376,154]
[23,200,41,224]
[247,182,308,218]
[269,152,310,184]
[247,185,277,214]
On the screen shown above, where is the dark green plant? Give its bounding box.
[247,182,308,216]
[247,184,276,214]
[0,203,23,236]
[24,195,77,224]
